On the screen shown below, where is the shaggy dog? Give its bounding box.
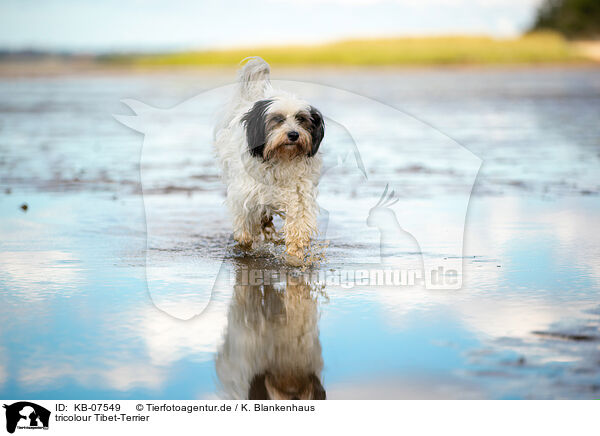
[214,57,325,265]
[215,266,325,400]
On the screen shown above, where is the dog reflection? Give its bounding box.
[216,269,325,400]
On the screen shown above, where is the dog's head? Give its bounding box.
[249,372,326,400]
[241,96,324,161]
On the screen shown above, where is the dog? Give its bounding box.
[214,57,325,265]
[215,262,326,400]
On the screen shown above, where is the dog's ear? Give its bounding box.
[241,99,272,158]
[310,374,326,400]
[308,106,324,157]
[248,373,270,399]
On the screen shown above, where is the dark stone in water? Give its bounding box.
[502,356,527,366]
[20,203,28,212]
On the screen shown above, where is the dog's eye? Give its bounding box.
[271,115,285,124]
[296,115,308,123]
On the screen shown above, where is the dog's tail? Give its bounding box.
[236,57,271,102]
[213,57,271,137]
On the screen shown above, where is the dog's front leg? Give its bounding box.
[283,187,318,266]
[231,203,260,250]
[233,221,255,250]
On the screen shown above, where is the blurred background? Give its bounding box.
[1,0,600,400]
[0,0,599,71]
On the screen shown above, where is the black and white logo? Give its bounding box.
[3,402,50,434]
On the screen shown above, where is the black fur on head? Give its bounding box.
[241,99,273,158]
[248,373,326,400]
[248,374,269,400]
[308,106,325,157]
[309,374,327,400]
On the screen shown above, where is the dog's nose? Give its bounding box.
[287,131,299,141]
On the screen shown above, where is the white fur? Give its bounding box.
[215,273,323,399]
[214,57,322,263]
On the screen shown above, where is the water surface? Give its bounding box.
[1,67,599,399]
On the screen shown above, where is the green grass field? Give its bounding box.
[102,32,588,67]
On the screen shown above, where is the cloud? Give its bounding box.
[18,361,166,392]
[0,251,82,302]
[129,300,229,366]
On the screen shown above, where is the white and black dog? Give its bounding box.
[214,57,324,265]
[215,264,325,400]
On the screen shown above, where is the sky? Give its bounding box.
[0,0,545,53]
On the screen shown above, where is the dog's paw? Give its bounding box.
[261,226,279,242]
[236,241,254,252]
[234,231,255,250]
[285,244,306,266]
[285,251,305,267]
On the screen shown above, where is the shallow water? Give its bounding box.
[1,67,599,399]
